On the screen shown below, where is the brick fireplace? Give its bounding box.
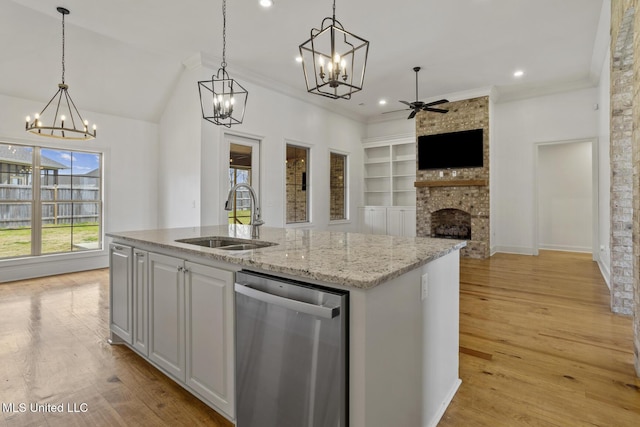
[431,209,471,239]
[415,96,490,259]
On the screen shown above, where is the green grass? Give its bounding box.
[228,209,251,225]
[0,222,100,258]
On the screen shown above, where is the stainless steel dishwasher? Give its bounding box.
[235,270,349,427]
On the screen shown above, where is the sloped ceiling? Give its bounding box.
[0,0,607,123]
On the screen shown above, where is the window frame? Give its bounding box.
[285,141,312,226]
[329,150,349,223]
[0,141,104,261]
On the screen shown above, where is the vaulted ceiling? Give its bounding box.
[0,0,607,123]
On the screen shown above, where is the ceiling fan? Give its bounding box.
[386,67,449,119]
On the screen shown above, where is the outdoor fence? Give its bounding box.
[0,184,100,228]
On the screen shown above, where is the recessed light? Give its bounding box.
[295,56,303,63]
[260,0,273,7]
[379,99,387,105]
[513,70,524,77]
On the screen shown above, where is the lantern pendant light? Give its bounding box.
[25,7,97,140]
[299,0,370,100]
[198,0,248,127]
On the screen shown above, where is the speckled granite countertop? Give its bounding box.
[107,225,466,290]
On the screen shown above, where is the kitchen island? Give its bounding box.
[107,225,466,427]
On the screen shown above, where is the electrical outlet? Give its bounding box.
[421,273,428,300]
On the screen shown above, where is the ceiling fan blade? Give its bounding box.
[408,110,417,120]
[424,107,448,114]
[399,100,412,107]
[425,98,449,107]
[382,108,410,114]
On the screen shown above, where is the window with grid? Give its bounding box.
[0,143,102,259]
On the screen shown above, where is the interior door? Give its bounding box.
[225,135,260,225]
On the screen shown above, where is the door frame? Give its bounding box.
[532,138,599,259]
[219,131,262,226]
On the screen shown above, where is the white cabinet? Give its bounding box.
[359,207,387,235]
[387,207,417,237]
[363,136,416,207]
[149,252,186,381]
[359,206,416,237]
[132,249,149,356]
[109,243,133,344]
[110,246,236,419]
[185,262,235,417]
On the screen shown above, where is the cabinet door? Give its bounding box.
[149,252,185,381]
[402,208,417,237]
[185,262,235,417]
[132,249,149,356]
[109,243,133,344]
[362,207,387,235]
[387,208,416,237]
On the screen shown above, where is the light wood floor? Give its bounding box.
[0,251,638,426]
[441,251,640,426]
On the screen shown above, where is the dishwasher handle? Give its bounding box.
[234,283,340,319]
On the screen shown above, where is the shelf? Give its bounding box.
[392,156,416,163]
[414,179,488,188]
[363,138,417,207]
[364,159,390,165]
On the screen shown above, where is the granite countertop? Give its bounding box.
[106,225,466,290]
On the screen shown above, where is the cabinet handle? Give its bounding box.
[177,266,183,272]
[114,245,124,251]
[183,268,190,274]
[135,252,145,258]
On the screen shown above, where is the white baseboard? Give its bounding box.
[493,246,536,255]
[0,252,108,283]
[538,244,592,253]
[425,379,462,427]
[597,260,611,290]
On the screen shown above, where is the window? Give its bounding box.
[330,152,347,221]
[228,143,253,225]
[286,144,309,224]
[0,143,102,260]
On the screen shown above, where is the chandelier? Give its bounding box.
[198,0,248,128]
[299,0,369,100]
[25,7,96,141]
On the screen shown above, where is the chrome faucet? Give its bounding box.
[225,183,264,237]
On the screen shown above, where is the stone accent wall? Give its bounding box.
[612,0,640,375]
[415,96,490,258]
[611,4,634,316]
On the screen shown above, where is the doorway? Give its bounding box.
[533,139,598,258]
[225,134,260,225]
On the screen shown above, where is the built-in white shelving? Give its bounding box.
[363,135,416,207]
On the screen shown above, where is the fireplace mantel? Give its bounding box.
[414,179,488,188]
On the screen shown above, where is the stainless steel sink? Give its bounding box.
[175,236,278,251]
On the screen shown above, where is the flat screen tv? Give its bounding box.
[418,128,484,170]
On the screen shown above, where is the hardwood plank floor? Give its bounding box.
[0,251,638,426]
[441,250,640,426]
[0,269,232,427]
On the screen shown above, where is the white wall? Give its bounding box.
[597,45,611,285]
[158,66,203,228]
[0,93,159,281]
[492,87,600,254]
[158,63,366,232]
[537,141,593,252]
